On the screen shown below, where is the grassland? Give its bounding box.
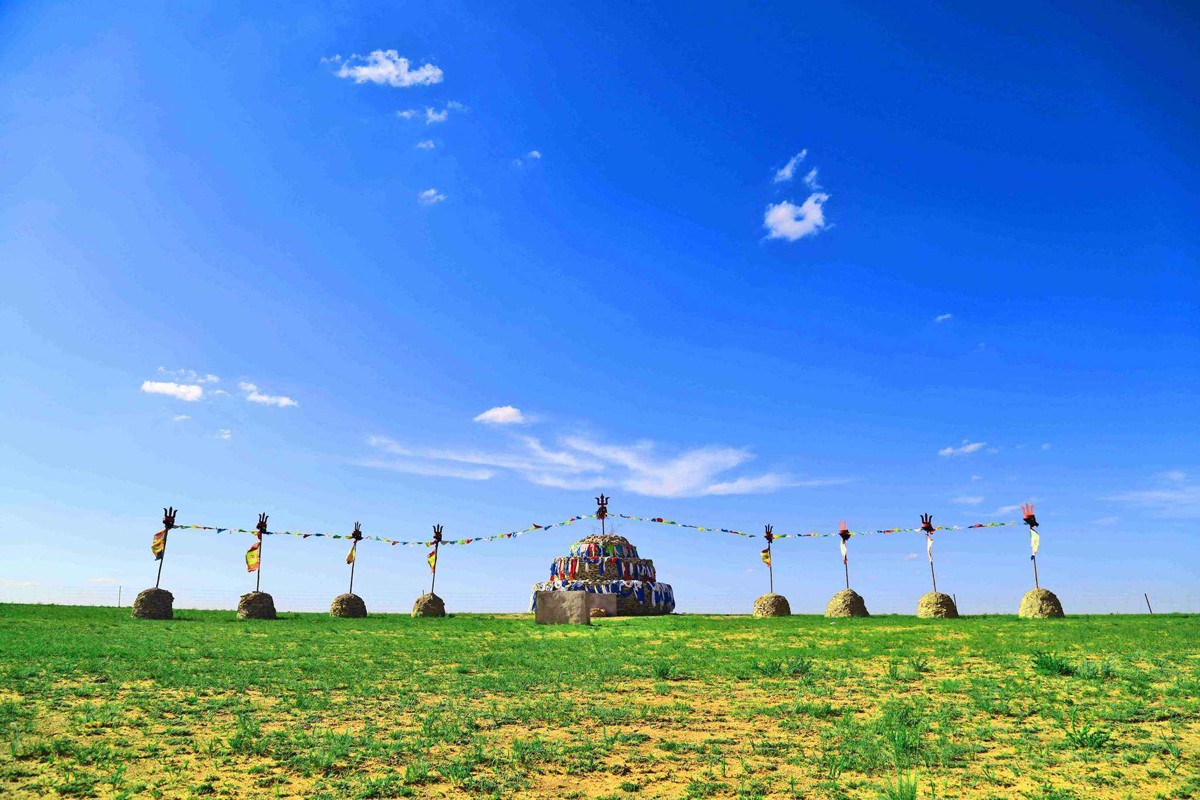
[0,605,1197,799]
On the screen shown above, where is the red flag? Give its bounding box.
[151,529,166,560]
[246,541,261,573]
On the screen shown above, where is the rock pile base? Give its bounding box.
[1019,588,1065,618]
[917,592,959,618]
[412,593,446,617]
[237,591,277,620]
[825,589,870,617]
[329,593,367,618]
[131,588,174,620]
[753,593,791,617]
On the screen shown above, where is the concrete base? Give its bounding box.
[753,593,792,617]
[1019,588,1065,618]
[917,591,959,618]
[131,588,174,620]
[534,590,591,625]
[238,591,276,620]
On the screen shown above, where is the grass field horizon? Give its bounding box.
[2,604,1197,799]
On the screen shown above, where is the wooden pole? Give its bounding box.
[349,547,357,595]
[843,560,850,591]
[928,551,938,594]
[429,524,443,596]
[255,513,268,593]
[117,586,122,608]
[1144,593,1154,614]
[769,541,774,594]
[155,507,177,589]
[1032,555,1040,590]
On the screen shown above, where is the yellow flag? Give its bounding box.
[151,529,166,560]
[245,541,261,573]
[427,548,438,573]
[760,547,771,567]
[346,543,357,565]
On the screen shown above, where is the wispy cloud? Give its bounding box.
[141,381,203,402]
[934,313,953,323]
[938,440,986,457]
[217,429,232,440]
[0,578,37,587]
[157,367,219,384]
[764,194,830,242]
[773,150,808,183]
[326,50,443,87]
[473,406,526,425]
[904,553,920,561]
[952,496,984,505]
[362,428,833,499]
[513,150,543,167]
[415,139,436,149]
[88,578,120,584]
[423,101,464,125]
[239,382,298,408]
[397,109,419,120]
[803,167,821,190]
[418,188,446,205]
[1107,471,1200,518]
[173,415,191,422]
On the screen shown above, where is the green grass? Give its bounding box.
[0,604,1196,798]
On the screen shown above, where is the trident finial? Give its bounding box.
[595,494,609,520]
[432,524,443,542]
[920,513,934,533]
[256,513,269,534]
[1021,502,1038,528]
[763,523,774,543]
[352,521,363,541]
[838,520,850,540]
[163,507,177,530]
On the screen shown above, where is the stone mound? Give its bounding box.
[330,593,367,618]
[412,592,446,617]
[753,593,791,617]
[590,606,609,618]
[917,592,959,618]
[1019,588,1065,618]
[825,589,869,617]
[131,588,174,620]
[237,591,277,620]
[533,532,675,616]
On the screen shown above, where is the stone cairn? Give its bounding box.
[1019,588,1064,618]
[826,589,869,617]
[532,533,675,616]
[412,593,446,617]
[237,591,277,620]
[131,588,174,620]
[330,593,367,618]
[917,592,959,618]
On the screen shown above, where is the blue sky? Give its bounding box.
[2,1,1197,614]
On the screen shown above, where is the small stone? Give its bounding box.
[412,593,446,617]
[1019,588,1065,618]
[825,589,870,617]
[329,593,367,618]
[237,591,276,620]
[131,588,174,620]
[589,606,608,618]
[917,591,959,618]
[753,593,791,617]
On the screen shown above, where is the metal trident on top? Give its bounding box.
[254,513,269,592]
[347,521,363,595]
[763,524,775,594]
[596,494,609,536]
[154,507,177,589]
[429,524,443,595]
[1022,502,1041,588]
[920,513,938,593]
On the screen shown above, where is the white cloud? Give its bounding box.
[415,139,436,149]
[527,150,542,159]
[88,578,120,584]
[803,167,821,190]
[970,474,982,481]
[952,496,984,505]
[423,101,463,125]
[1092,516,1119,526]
[141,381,203,402]
[934,313,953,323]
[938,440,986,457]
[217,429,232,440]
[764,194,830,242]
[418,188,446,205]
[173,415,191,422]
[773,150,808,183]
[473,406,526,425]
[904,553,920,561]
[513,149,543,167]
[238,382,298,408]
[1041,443,1051,450]
[0,578,37,587]
[362,431,825,499]
[1107,471,1200,518]
[329,50,443,87]
[157,367,219,384]
[397,109,419,120]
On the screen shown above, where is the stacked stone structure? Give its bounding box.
[532,533,675,615]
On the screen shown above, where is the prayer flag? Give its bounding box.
[839,538,848,565]
[346,543,357,565]
[427,548,438,573]
[1030,529,1040,559]
[246,541,261,573]
[151,529,166,560]
[925,533,934,563]
[760,547,771,567]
